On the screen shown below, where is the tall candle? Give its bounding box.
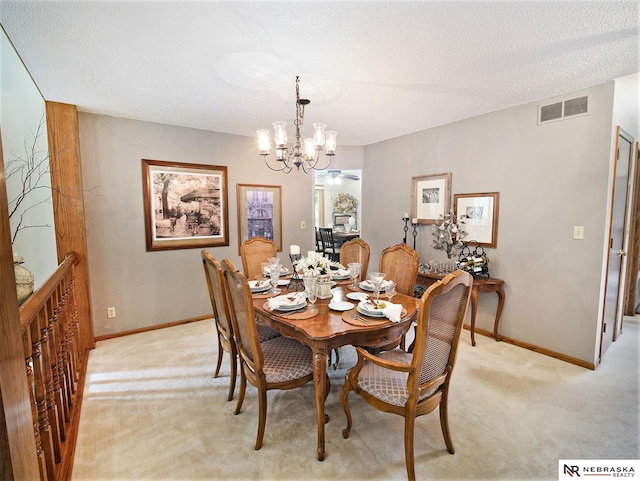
[403,212,409,218]
[412,218,418,224]
[290,245,300,255]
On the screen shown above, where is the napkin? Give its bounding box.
[267,294,305,311]
[381,302,403,322]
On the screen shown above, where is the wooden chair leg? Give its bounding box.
[439,391,455,454]
[226,350,236,402]
[255,387,268,450]
[404,415,416,481]
[213,332,223,378]
[234,368,246,415]
[340,382,353,438]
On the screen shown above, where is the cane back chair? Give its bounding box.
[240,236,277,279]
[340,270,473,481]
[221,258,316,450]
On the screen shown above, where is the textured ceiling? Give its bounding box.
[1,1,638,146]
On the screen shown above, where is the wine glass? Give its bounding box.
[260,261,269,278]
[268,264,282,295]
[303,275,318,313]
[386,281,397,302]
[367,272,386,301]
[347,262,361,291]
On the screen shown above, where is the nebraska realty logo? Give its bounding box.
[559,460,639,478]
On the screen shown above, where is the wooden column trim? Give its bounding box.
[45,101,95,351]
[0,130,41,480]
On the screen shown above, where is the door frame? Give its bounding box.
[599,126,634,359]
[623,142,640,316]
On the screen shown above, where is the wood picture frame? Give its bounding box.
[411,172,452,225]
[236,183,282,255]
[454,192,500,248]
[142,159,229,251]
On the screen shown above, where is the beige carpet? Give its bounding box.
[71,316,639,480]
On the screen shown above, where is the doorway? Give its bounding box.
[314,169,361,229]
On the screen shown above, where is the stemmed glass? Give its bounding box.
[347,262,361,291]
[268,264,282,295]
[368,272,386,301]
[386,281,397,302]
[303,275,318,313]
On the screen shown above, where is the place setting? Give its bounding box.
[262,285,318,319]
[341,277,405,326]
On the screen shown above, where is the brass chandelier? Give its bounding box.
[257,76,337,173]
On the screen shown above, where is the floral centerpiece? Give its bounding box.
[296,252,344,276]
[296,253,345,299]
[333,193,358,213]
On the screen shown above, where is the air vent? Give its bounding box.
[538,95,589,124]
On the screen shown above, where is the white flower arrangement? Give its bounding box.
[295,252,344,276]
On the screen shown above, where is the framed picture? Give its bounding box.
[236,184,282,254]
[142,159,229,251]
[411,172,452,225]
[454,192,500,248]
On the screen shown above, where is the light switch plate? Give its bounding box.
[300,221,306,229]
[573,226,584,240]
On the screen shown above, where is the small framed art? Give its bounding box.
[454,192,500,248]
[411,172,452,225]
[236,183,282,254]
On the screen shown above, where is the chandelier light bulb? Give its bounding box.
[257,129,271,154]
[313,123,326,147]
[272,121,287,147]
[304,138,316,158]
[325,131,337,154]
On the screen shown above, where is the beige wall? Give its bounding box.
[80,82,624,365]
[361,83,616,365]
[78,113,362,336]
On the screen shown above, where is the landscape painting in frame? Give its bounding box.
[411,172,452,225]
[142,159,229,251]
[236,184,282,254]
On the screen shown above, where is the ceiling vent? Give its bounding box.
[538,95,589,124]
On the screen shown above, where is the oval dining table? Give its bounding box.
[252,284,420,461]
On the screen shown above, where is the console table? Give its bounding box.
[416,272,505,346]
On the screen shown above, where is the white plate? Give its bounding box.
[278,279,290,286]
[328,301,353,311]
[346,292,369,302]
[269,295,307,311]
[357,301,386,317]
[359,280,393,292]
[249,280,271,292]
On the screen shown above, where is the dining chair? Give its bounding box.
[340,270,473,481]
[379,243,420,297]
[378,243,420,350]
[315,228,323,253]
[240,236,277,279]
[318,227,340,261]
[221,258,318,450]
[201,250,280,401]
[339,237,370,280]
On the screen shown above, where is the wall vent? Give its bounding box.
[538,95,589,124]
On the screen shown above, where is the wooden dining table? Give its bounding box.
[252,284,420,461]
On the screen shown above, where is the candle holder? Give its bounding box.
[288,254,304,291]
[402,214,410,244]
[411,219,418,250]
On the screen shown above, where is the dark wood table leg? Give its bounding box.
[313,347,328,461]
[493,286,505,342]
[470,286,479,347]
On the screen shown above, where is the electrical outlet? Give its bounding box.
[573,226,584,240]
[107,307,116,318]
[300,221,306,229]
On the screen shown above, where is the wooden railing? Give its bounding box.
[19,252,85,481]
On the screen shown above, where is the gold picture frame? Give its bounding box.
[236,183,282,255]
[142,159,229,251]
[411,172,452,225]
[454,192,500,248]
